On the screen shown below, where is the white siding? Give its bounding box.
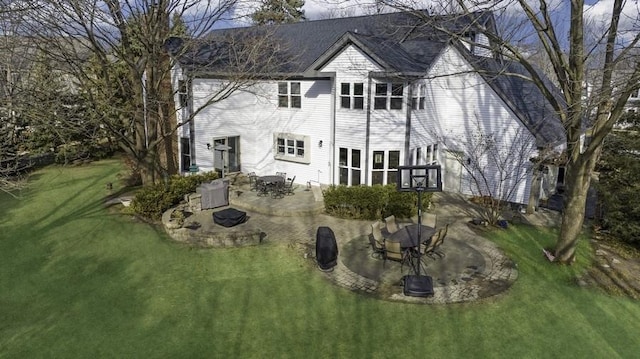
[414,45,537,204]
[321,45,385,184]
[190,78,333,185]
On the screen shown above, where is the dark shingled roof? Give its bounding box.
[168,10,565,147]
[169,10,493,74]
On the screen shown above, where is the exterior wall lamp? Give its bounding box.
[318,140,323,148]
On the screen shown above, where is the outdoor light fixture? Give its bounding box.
[206,143,211,150]
[318,140,323,148]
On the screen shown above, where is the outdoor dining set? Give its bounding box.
[248,172,296,198]
[369,213,449,275]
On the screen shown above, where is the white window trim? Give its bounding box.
[278,81,302,109]
[373,82,404,110]
[338,147,362,185]
[274,133,310,164]
[371,149,401,185]
[339,82,365,110]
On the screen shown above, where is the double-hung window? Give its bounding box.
[274,133,310,164]
[278,82,301,108]
[411,84,426,110]
[340,83,364,109]
[374,82,404,110]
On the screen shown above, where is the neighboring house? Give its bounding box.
[625,87,640,113]
[168,10,566,205]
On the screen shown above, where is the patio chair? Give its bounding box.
[248,172,258,191]
[270,181,285,199]
[369,222,386,259]
[427,223,449,259]
[384,240,413,273]
[368,235,385,259]
[384,215,399,234]
[383,240,403,262]
[256,179,270,197]
[282,176,296,195]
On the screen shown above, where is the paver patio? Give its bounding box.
[163,181,520,304]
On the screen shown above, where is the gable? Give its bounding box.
[318,44,384,74]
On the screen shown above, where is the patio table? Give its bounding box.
[258,175,285,186]
[387,224,436,248]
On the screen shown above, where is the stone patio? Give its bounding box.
[162,180,522,304]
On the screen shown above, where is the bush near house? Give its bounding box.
[131,172,218,220]
[323,184,428,220]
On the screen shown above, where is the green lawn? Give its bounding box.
[1,159,639,358]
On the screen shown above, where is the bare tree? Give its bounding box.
[377,0,640,263]
[17,0,285,185]
[442,116,541,224]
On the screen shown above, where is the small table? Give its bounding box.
[387,224,436,248]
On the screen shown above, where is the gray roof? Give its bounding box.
[168,10,494,75]
[168,10,565,147]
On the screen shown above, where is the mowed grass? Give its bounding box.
[1,159,639,358]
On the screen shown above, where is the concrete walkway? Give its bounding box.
[165,183,520,304]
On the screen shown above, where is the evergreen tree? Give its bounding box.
[252,0,306,25]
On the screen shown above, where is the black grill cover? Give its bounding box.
[213,208,247,227]
[316,226,338,270]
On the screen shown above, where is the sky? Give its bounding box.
[229,0,639,35]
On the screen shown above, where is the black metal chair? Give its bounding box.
[270,181,285,199]
[256,179,269,196]
[282,176,295,195]
[248,172,258,191]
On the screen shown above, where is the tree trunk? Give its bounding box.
[527,169,541,214]
[554,157,593,263]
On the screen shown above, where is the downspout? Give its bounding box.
[365,73,373,185]
[404,81,413,165]
[329,73,336,185]
[187,74,195,169]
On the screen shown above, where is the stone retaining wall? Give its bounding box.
[162,206,264,248]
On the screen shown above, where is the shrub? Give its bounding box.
[131,172,219,220]
[323,184,429,220]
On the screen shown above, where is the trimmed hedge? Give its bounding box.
[131,172,219,220]
[323,184,430,220]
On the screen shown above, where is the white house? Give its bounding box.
[168,10,566,205]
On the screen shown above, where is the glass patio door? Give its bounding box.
[213,136,241,176]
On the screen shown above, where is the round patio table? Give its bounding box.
[387,224,436,248]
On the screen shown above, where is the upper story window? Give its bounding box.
[178,80,188,107]
[340,83,364,110]
[374,82,403,110]
[463,31,476,53]
[630,88,640,99]
[411,84,426,110]
[278,82,301,108]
